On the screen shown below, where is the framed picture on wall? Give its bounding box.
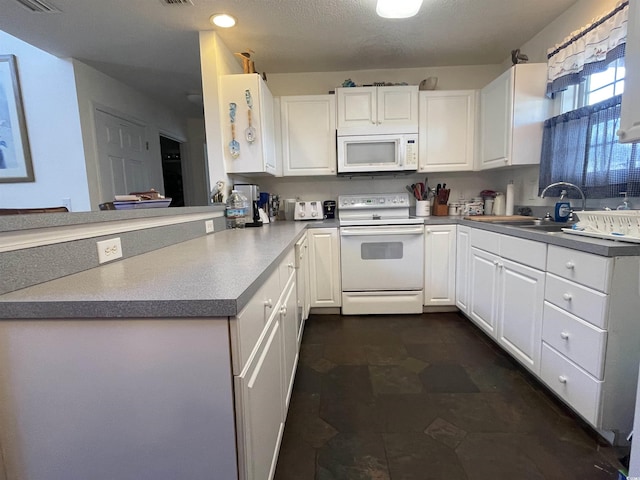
[0,54,34,183]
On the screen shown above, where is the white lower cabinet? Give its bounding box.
[497,258,544,373]
[469,246,500,336]
[468,229,546,374]
[232,245,300,480]
[455,225,471,313]
[295,233,310,346]
[235,312,285,480]
[461,228,640,443]
[280,277,299,410]
[308,228,341,308]
[424,225,457,306]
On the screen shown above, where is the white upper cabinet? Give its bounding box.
[619,0,640,143]
[336,86,419,135]
[280,95,337,176]
[418,90,477,172]
[479,63,549,170]
[219,74,278,175]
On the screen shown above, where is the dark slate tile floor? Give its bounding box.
[274,312,628,480]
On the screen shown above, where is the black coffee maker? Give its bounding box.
[234,184,263,227]
[323,200,336,219]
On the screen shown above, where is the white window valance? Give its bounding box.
[546,1,629,97]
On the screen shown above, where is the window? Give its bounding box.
[585,58,625,106]
[540,58,640,199]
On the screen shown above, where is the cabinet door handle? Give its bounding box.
[288,262,295,269]
[562,293,572,301]
[498,263,503,269]
[565,261,575,270]
[558,375,568,384]
[426,229,432,234]
[493,260,499,266]
[280,305,287,315]
[264,299,273,308]
[560,331,570,340]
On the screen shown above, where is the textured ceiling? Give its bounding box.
[0,0,578,118]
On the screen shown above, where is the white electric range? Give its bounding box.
[338,193,425,315]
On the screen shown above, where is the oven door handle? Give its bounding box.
[340,227,424,236]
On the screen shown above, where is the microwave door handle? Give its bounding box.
[341,227,424,236]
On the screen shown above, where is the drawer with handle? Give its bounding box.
[542,301,607,379]
[546,245,612,292]
[540,343,602,426]
[544,273,609,329]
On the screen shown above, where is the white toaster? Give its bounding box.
[294,200,324,220]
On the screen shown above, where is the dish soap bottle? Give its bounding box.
[554,201,571,222]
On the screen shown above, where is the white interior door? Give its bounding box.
[94,109,153,203]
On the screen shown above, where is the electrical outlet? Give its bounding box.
[97,237,123,264]
[205,220,214,233]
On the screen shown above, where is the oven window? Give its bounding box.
[361,242,403,260]
[346,142,396,165]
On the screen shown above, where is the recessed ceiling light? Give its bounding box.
[210,13,236,28]
[376,0,423,18]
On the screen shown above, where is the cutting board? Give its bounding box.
[464,215,534,222]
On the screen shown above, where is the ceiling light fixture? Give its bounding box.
[376,0,423,18]
[210,13,236,28]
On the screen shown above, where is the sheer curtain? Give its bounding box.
[539,94,640,198]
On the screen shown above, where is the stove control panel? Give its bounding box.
[338,193,409,209]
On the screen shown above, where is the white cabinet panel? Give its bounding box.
[544,273,609,329]
[479,64,549,170]
[469,247,500,336]
[308,228,341,307]
[235,314,285,480]
[498,258,545,373]
[540,343,602,426]
[418,90,476,172]
[455,226,471,313]
[280,95,337,176]
[230,267,281,375]
[337,86,418,134]
[219,74,277,175]
[280,279,298,410]
[546,245,612,292]
[542,302,606,379]
[424,225,457,306]
[619,0,640,143]
[499,234,547,270]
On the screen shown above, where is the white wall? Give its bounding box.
[266,64,504,96]
[73,60,188,209]
[0,31,90,211]
[183,118,209,206]
[199,32,243,201]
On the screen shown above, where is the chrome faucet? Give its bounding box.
[540,181,587,211]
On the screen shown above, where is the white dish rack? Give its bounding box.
[568,210,640,243]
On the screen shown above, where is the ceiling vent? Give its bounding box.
[160,0,194,5]
[13,0,61,13]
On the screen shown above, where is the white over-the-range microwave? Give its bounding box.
[336,133,418,174]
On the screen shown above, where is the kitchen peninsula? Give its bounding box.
[2,211,640,480]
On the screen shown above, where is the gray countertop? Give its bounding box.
[0,222,308,319]
[2,215,639,320]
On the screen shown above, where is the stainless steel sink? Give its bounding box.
[489,220,542,226]
[518,223,568,232]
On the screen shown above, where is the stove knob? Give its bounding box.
[399,197,406,203]
[379,198,385,204]
[393,198,398,203]
[351,200,355,204]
